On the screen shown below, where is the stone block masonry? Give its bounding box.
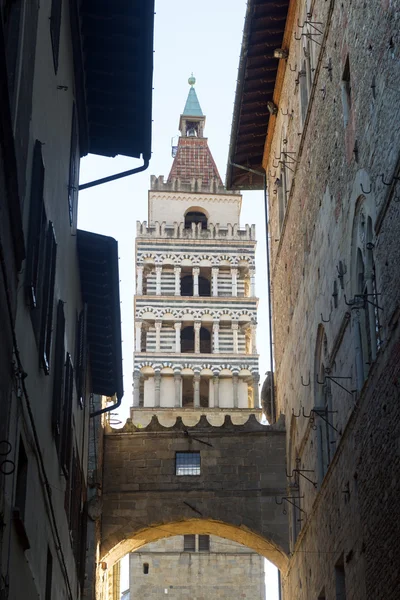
[100,415,289,571]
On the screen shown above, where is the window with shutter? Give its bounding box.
[75,306,87,409]
[50,0,62,73]
[52,301,65,450]
[198,535,210,552]
[26,140,46,311]
[40,222,57,374]
[183,534,196,552]
[68,105,79,227]
[60,353,73,478]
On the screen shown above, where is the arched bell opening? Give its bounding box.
[184,209,208,230]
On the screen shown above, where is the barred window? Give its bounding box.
[198,535,210,552]
[175,452,200,476]
[183,535,196,552]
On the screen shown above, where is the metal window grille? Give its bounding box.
[183,535,196,552]
[175,452,200,476]
[198,535,210,552]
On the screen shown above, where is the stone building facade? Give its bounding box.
[129,535,266,600]
[128,81,265,598]
[228,0,400,599]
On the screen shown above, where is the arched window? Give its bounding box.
[200,327,211,353]
[181,275,193,296]
[351,198,380,387]
[184,209,208,230]
[198,275,211,297]
[314,327,335,484]
[181,326,194,353]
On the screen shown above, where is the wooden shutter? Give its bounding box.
[25,140,46,310]
[50,0,62,73]
[52,300,65,449]
[68,105,78,226]
[75,306,87,409]
[61,353,73,477]
[40,222,57,374]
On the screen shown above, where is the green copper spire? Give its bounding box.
[182,74,203,117]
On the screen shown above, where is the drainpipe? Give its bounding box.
[90,393,122,418]
[79,157,149,191]
[229,161,275,423]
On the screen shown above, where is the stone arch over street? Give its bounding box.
[99,415,289,572]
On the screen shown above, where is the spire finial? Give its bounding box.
[188,73,196,86]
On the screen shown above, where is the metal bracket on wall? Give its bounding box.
[275,495,306,517]
[316,374,355,396]
[286,459,317,488]
[294,18,324,46]
[344,293,383,312]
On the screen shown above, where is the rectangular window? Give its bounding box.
[176,452,200,476]
[52,300,65,451]
[60,353,74,477]
[26,140,46,311]
[198,535,210,552]
[341,56,352,127]
[335,557,347,600]
[183,535,196,552]
[45,547,53,600]
[40,222,57,374]
[68,105,79,227]
[50,0,62,73]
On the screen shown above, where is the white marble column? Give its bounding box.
[213,375,219,408]
[136,265,144,295]
[135,321,142,352]
[249,269,256,297]
[212,267,219,297]
[155,266,162,295]
[154,371,161,407]
[252,373,260,408]
[194,321,201,354]
[174,322,181,353]
[155,321,162,352]
[133,371,141,407]
[194,373,200,407]
[231,267,238,297]
[251,321,257,354]
[174,266,181,296]
[233,374,239,408]
[193,267,200,296]
[174,372,181,407]
[212,321,219,353]
[232,322,239,354]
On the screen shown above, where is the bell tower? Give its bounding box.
[132,77,260,426]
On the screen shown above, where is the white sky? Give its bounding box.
[78,0,276,596]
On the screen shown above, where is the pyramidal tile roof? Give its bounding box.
[167,137,223,186]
